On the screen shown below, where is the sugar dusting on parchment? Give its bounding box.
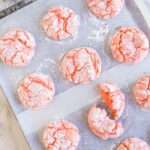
[37,53,66,74]
[37,57,71,94]
[84,12,111,70]
[86,13,109,43]
[37,58,61,83]
[37,58,58,74]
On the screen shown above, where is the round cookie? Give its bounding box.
[0,28,35,67]
[87,0,124,19]
[116,138,150,150]
[99,81,125,120]
[17,73,55,109]
[88,104,124,140]
[42,6,79,40]
[61,47,101,84]
[111,27,149,64]
[43,120,80,150]
[134,75,150,111]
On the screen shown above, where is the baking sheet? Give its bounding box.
[17,56,150,150]
[0,0,149,149]
[0,0,148,115]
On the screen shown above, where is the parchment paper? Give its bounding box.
[17,55,150,150]
[0,0,149,149]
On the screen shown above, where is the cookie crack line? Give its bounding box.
[134,75,150,111]
[61,47,101,84]
[43,120,80,150]
[87,0,124,19]
[116,138,150,150]
[111,27,149,64]
[42,6,79,40]
[88,104,124,140]
[17,73,55,109]
[0,28,35,67]
[99,82,125,120]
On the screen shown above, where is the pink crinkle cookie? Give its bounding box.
[116,138,150,150]
[87,0,124,19]
[134,75,150,111]
[17,73,55,109]
[111,27,149,64]
[0,28,35,67]
[42,6,79,40]
[61,47,101,84]
[43,120,80,150]
[99,82,125,120]
[88,104,124,140]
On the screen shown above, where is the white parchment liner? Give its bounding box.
[0,0,149,149]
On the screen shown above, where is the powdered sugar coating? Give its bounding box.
[17,73,55,109]
[0,28,35,67]
[42,6,79,40]
[87,0,124,19]
[134,75,150,111]
[116,138,150,150]
[43,120,80,150]
[111,27,149,64]
[61,47,101,84]
[88,105,124,140]
[99,82,125,120]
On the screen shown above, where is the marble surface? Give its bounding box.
[0,88,30,150]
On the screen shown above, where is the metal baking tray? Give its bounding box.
[0,0,149,149]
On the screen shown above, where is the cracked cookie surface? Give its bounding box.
[17,73,55,109]
[116,138,150,150]
[61,47,101,84]
[134,75,150,111]
[87,0,124,19]
[88,104,124,140]
[0,28,35,67]
[43,120,80,150]
[99,81,125,120]
[111,27,149,64]
[42,6,79,40]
